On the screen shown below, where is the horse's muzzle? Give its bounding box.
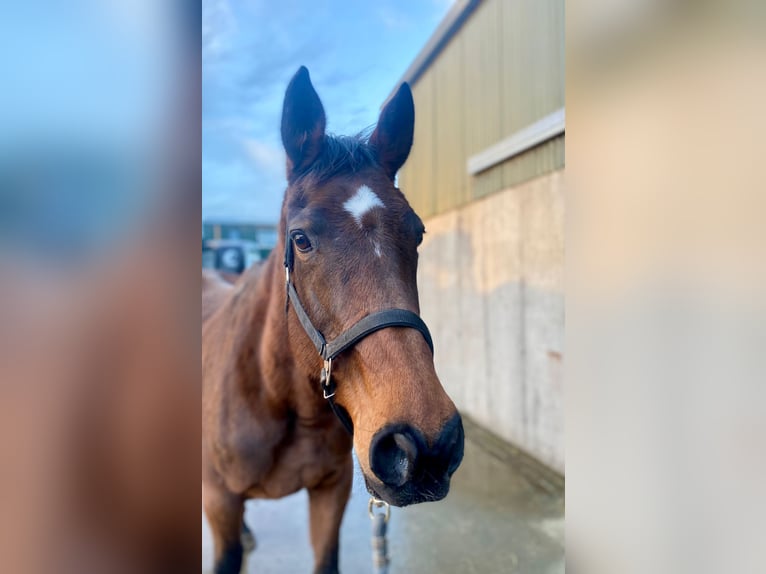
[366,413,464,507]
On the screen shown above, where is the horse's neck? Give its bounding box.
[241,247,329,416]
[236,250,286,351]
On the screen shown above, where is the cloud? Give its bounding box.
[242,138,284,177]
[202,155,284,223]
[203,0,448,222]
[202,0,236,61]
[377,6,412,31]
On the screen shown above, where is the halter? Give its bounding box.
[283,230,434,435]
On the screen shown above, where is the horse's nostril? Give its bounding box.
[369,416,464,498]
[370,427,419,487]
[393,432,418,466]
[436,413,465,475]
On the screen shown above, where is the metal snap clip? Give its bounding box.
[321,358,335,399]
[368,497,391,523]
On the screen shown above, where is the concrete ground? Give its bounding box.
[202,418,564,573]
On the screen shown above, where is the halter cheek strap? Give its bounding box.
[284,232,434,435]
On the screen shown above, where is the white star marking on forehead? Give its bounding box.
[342,185,385,227]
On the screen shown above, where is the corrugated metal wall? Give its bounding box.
[398,0,565,218]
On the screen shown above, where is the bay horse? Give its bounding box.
[202,67,464,574]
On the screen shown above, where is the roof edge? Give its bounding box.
[384,0,483,105]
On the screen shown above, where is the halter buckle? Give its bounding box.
[285,266,290,284]
[320,358,334,399]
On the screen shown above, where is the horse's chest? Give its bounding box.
[246,424,350,499]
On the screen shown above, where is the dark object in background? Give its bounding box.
[215,245,244,274]
[202,239,253,275]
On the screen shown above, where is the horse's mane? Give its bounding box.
[294,130,378,184]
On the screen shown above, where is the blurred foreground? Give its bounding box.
[0,2,201,572]
[568,1,766,572]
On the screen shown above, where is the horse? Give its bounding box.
[202,66,464,574]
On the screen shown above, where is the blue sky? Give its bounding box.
[202,0,453,224]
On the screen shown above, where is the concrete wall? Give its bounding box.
[418,170,565,473]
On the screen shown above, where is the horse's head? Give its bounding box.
[279,67,463,506]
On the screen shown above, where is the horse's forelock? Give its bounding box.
[291,134,379,185]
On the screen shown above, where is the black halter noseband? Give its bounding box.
[283,231,434,435]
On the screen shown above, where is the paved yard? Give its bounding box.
[202,418,564,573]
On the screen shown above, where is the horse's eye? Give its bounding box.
[291,231,312,252]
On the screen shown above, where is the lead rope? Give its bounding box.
[369,497,391,574]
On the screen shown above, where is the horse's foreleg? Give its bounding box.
[241,516,256,552]
[307,456,353,574]
[204,485,245,574]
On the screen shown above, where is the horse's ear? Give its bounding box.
[370,83,415,180]
[281,66,326,179]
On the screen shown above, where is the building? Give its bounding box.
[393,0,564,472]
[201,220,278,264]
